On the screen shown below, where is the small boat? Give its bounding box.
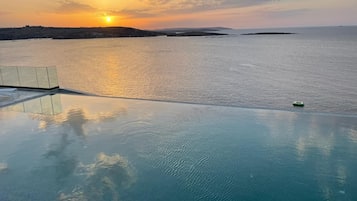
[292,101,304,107]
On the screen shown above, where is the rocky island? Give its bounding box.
[0,26,229,40]
[159,27,229,37]
[0,26,163,40]
[166,31,227,37]
[241,32,295,35]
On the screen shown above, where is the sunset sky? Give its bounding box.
[0,0,356,29]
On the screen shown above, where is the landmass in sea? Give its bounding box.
[0,26,228,40]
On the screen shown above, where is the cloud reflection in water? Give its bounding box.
[33,106,127,138]
[59,152,136,201]
[254,109,357,201]
[25,95,136,200]
[0,162,8,173]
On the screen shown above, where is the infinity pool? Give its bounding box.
[1,94,356,201]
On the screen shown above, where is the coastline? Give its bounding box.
[0,26,228,40]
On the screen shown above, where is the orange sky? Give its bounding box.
[0,0,356,29]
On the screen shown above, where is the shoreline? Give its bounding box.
[0,26,228,40]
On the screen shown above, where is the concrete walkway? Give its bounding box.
[0,89,48,108]
[0,87,90,108]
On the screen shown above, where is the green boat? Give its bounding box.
[293,101,304,107]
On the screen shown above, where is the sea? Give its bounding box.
[0,26,357,115]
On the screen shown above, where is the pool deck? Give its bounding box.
[1,90,45,108]
[0,87,87,108]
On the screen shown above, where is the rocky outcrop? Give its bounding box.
[0,26,163,40]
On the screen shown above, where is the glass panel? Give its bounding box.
[36,67,50,88]
[47,66,59,88]
[22,98,43,113]
[18,67,38,88]
[51,94,63,114]
[39,95,62,115]
[2,94,63,115]
[0,66,59,89]
[0,66,20,86]
[0,68,3,85]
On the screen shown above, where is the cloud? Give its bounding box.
[142,0,225,13]
[220,0,275,8]
[52,0,278,21]
[54,0,155,19]
[141,0,272,12]
[264,8,311,18]
[56,0,97,13]
[0,11,11,16]
[108,8,156,19]
[111,0,275,19]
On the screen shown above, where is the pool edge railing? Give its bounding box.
[0,66,59,89]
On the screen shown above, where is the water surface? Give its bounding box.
[1,94,356,200]
[0,26,356,114]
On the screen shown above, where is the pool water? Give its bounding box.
[1,94,356,201]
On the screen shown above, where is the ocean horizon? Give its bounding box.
[1,26,356,115]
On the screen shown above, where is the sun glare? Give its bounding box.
[105,16,112,23]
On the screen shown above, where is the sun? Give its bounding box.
[106,16,112,23]
[105,16,112,23]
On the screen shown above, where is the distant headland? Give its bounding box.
[0,26,228,40]
[241,32,295,35]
